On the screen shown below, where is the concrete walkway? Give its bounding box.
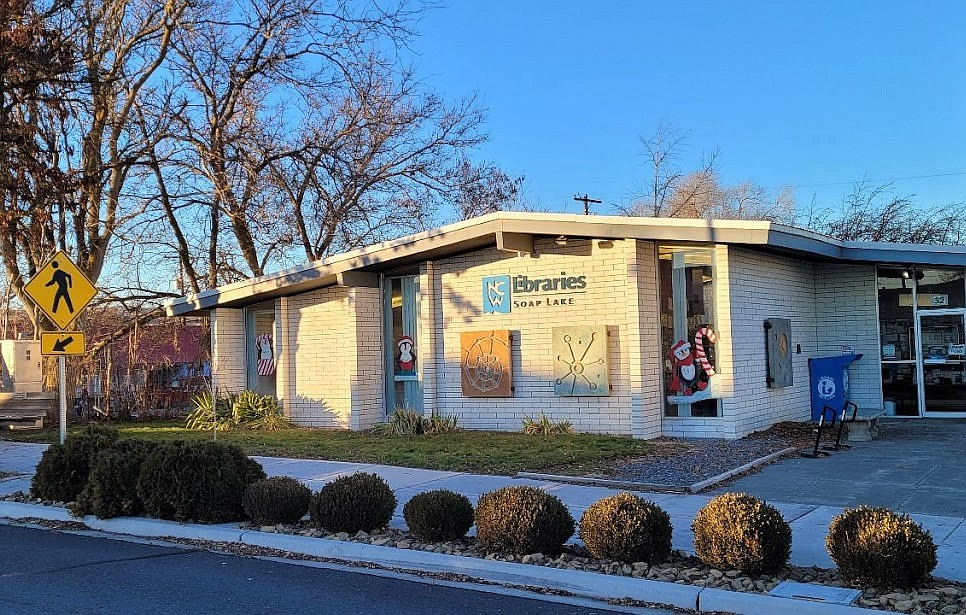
[710,419,966,517]
[2,439,966,584]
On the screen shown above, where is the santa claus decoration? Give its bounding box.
[668,339,709,396]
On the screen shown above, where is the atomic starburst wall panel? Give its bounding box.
[552,326,610,396]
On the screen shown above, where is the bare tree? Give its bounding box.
[450,158,525,221]
[813,180,966,244]
[0,0,75,320]
[622,121,722,218]
[623,122,795,222]
[0,0,188,329]
[132,0,499,288]
[269,67,489,262]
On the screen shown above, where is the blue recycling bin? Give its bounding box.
[807,354,863,421]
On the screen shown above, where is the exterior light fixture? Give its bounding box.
[555,235,568,246]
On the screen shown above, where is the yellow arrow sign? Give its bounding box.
[23,251,98,330]
[41,331,87,356]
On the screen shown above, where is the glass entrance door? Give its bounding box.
[917,310,966,416]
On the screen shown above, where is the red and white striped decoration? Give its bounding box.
[694,327,717,377]
[256,333,275,376]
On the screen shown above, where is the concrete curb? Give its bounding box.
[0,500,884,614]
[514,473,688,493]
[687,447,798,493]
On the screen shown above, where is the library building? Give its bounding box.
[166,213,966,440]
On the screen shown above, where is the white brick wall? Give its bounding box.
[814,264,883,412]
[210,308,246,394]
[630,240,663,438]
[209,242,886,439]
[285,287,353,427]
[718,247,819,438]
[348,286,384,430]
[426,238,654,435]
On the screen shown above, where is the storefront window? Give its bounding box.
[659,246,719,418]
[246,301,277,397]
[877,268,916,362]
[916,269,965,310]
[877,266,966,417]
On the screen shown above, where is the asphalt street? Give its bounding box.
[0,524,666,615]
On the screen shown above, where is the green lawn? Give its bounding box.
[3,421,680,476]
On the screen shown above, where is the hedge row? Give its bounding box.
[31,435,938,588]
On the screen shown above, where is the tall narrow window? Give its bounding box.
[384,275,421,412]
[246,301,276,396]
[659,246,719,418]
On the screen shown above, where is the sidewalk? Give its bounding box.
[3,440,966,585]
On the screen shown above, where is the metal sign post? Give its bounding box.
[58,356,67,445]
[23,251,99,444]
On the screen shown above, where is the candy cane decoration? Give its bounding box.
[694,327,717,377]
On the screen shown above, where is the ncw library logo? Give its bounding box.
[482,275,511,314]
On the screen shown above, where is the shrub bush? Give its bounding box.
[403,490,474,542]
[185,391,293,431]
[31,425,119,502]
[242,477,312,525]
[370,408,425,435]
[309,473,396,533]
[521,414,573,435]
[370,408,460,435]
[185,392,235,431]
[826,506,937,588]
[475,486,574,555]
[137,440,266,523]
[692,492,791,575]
[579,492,672,563]
[423,409,459,434]
[75,439,160,519]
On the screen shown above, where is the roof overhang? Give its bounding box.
[165,213,966,316]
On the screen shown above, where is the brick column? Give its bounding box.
[210,308,246,394]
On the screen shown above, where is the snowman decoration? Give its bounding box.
[396,335,416,374]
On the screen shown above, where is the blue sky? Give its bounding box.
[411,1,966,215]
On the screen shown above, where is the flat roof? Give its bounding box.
[165,212,966,316]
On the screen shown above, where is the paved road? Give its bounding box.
[0,525,665,615]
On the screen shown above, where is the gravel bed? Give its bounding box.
[611,436,795,486]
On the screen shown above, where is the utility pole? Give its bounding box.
[573,194,602,215]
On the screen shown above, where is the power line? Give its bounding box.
[770,171,966,191]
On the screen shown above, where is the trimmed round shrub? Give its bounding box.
[31,425,120,502]
[403,490,474,542]
[243,477,311,525]
[579,492,672,563]
[309,473,396,533]
[826,506,937,588]
[692,492,791,575]
[75,439,161,519]
[475,486,574,555]
[137,440,266,523]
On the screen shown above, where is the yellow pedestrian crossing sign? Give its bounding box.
[23,251,98,330]
[41,331,86,356]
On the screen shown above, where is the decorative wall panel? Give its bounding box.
[460,330,513,397]
[552,326,610,396]
[765,318,793,388]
